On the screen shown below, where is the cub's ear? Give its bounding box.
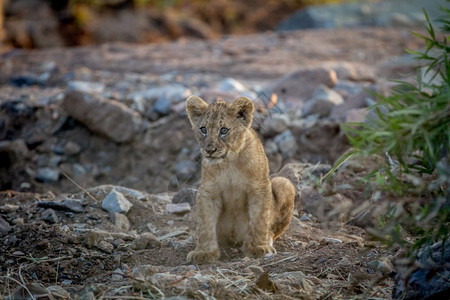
[230,97,254,127]
[186,96,208,126]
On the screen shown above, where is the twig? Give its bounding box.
[62,172,97,202]
[102,297,149,300]
[0,276,34,299]
[55,249,61,285]
[216,268,249,294]
[260,255,297,268]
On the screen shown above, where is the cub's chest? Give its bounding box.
[212,165,250,203]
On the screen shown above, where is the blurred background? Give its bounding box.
[0,0,444,49]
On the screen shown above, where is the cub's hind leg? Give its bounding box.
[270,176,295,240]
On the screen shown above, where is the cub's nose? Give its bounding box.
[205,147,217,155]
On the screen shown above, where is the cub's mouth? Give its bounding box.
[202,151,227,163]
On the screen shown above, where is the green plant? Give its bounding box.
[324,9,449,255]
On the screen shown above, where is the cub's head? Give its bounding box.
[186,96,254,164]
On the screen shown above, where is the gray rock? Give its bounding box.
[299,214,310,221]
[101,189,133,214]
[0,204,19,213]
[264,67,337,100]
[130,84,191,103]
[330,89,372,121]
[323,62,376,82]
[166,202,191,215]
[152,95,171,115]
[84,231,103,248]
[393,240,450,299]
[217,78,257,99]
[97,240,114,253]
[0,216,11,235]
[302,85,344,118]
[63,141,81,156]
[6,283,50,300]
[274,271,313,293]
[111,268,125,281]
[12,218,24,225]
[273,130,297,160]
[172,188,197,206]
[174,160,197,181]
[132,265,156,280]
[368,258,393,275]
[35,167,60,183]
[46,286,70,298]
[337,257,352,266]
[41,208,58,223]
[110,213,131,231]
[131,232,161,250]
[67,81,105,94]
[63,91,142,143]
[260,114,290,137]
[343,108,367,123]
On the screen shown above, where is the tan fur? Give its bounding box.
[185,95,295,263]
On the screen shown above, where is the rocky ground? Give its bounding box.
[0,26,432,299]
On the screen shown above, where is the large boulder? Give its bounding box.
[63,91,142,143]
[264,67,337,101]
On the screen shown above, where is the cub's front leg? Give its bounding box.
[187,188,221,263]
[244,184,276,257]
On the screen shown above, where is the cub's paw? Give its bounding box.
[187,249,220,264]
[244,244,277,258]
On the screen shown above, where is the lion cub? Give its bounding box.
[185,95,295,263]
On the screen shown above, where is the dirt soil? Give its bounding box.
[0,27,425,299]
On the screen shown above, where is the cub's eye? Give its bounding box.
[219,127,229,136]
[199,127,207,135]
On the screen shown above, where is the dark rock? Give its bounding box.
[393,240,450,300]
[63,91,142,143]
[41,208,58,223]
[10,75,44,87]
[172,188,197,206]
[37,199,84,213]
[0,216,12,235]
